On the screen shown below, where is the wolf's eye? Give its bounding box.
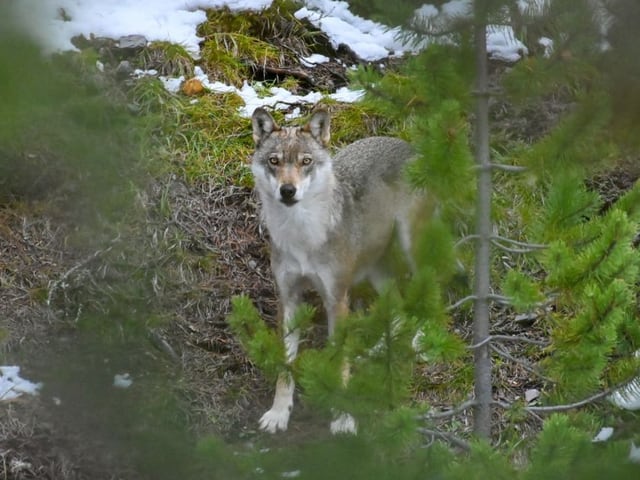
[268,156,279,166]
[301,156,313,166]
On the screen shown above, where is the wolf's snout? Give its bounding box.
[280,184,297,204]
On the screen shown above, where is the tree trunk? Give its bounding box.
[472,0,493,440]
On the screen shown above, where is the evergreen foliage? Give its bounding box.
[228,295,315,381]
[522,415,637,480]
[539,192,640,399]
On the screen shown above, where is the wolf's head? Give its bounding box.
[251,108,332,207]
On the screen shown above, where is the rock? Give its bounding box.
[115,60,134,80]
[117,34,147,50]
[525,388,540,403]
[182,78,204,96]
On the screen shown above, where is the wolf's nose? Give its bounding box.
[280,184,297,200]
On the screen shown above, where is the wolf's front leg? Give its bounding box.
[259,299,300,433]
[326,292,357,435]
[259,371,295,433]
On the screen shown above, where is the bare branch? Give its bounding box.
[524,387,619,413]
[487,294,511,305]
[421,399,477,420]
[474,163,527,173]
[458,234,547,253]
[491,235,547,249]
[418,427,471,451]
[454,234,479,248]
[447,295,477,311]
[489,163,528,173]
[448,294,511,311]
[491,235,547,253]
[468,334,550,350]
[493,382,627,415]
[491,243,543,254]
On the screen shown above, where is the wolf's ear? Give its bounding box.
[304,108,330,147]
[252,108,279,146]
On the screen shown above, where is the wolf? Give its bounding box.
[250,106,421,434]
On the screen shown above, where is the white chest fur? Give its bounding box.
[263,195,339,276]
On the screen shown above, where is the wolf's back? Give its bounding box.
[333,137,414,197]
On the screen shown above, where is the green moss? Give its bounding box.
[139,41,194,76]
[170,93,254,186]
[328,102,401,147]
[197,1,318,85]
[201,33,283,86]
[129,76,181,115]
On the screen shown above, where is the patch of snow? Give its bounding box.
[160,75,186,94]
[295,0,416,60]
[517,0,550,16]
[630,442,640,464]
[538,36,554,57]
[487,25,528,62]
[441,0,472,18]
[610,366,640,410]
[113,373,133,388]
[0,366,42,401]
[300,53,331,67]
[281,471,301,478]
[150,64,364,117]
[11,0,272,56]
[329,87,365,103]
[414,4,439,21]
[592,426,614,442]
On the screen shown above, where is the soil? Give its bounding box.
[2,31,640,480]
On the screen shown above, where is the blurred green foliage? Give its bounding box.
[0,28,149,226]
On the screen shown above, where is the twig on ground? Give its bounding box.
[46,246,113,306]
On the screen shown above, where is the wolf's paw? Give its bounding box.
[330,412,357,435]
[259,407,290,433]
